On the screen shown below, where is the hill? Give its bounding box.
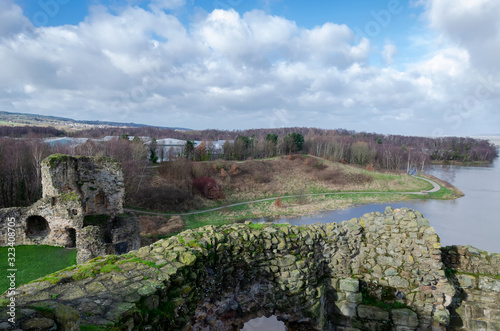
[0,111,190,131]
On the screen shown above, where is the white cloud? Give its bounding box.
[0,1,499,135]
[382,42,397,65]
[425,0,500,71]
[0,0,32,37]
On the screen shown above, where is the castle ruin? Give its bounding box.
[0,154,140,263]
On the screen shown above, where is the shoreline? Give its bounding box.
[135,175,463,241]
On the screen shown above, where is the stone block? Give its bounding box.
[357,305,389,321]
[479,276,500,292]
[456,274,477,289]
[340,279,359,293]
[469,319,488,330]
[389,276,410,288]
[345,292,363,304]
[391,308,419,327]
[337,301,358,318]
[277,255,296,267]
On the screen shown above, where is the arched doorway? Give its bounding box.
[66,228,76,248]
[26,216,50,237]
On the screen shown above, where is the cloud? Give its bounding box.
[0,0,32,37]
[425,0,500,71]
[0,1,499,135]
[382,42,397,65]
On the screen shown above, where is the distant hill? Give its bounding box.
[0,111,190,131]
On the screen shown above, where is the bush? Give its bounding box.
[275,196,282,208]
[192,177,225,200]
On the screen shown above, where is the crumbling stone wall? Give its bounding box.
[0,154,139,263]
[442,245,500,330]
[0,208,463,330]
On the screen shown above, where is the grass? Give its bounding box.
[0,245,76,294]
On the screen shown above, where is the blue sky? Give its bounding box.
[2,0,500,135]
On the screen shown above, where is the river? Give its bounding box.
[243,156,500,330]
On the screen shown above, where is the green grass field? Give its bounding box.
[0,246,76,294]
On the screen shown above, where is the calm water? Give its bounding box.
[265,157,500,253]
[242,316,286,331]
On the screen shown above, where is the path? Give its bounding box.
[124,176,441,217]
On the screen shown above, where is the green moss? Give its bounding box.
[361,286,411,311]
[36,275,62,284]
[187,239,202,249]
[72,268,96,281]
[118,256,163,269]
[100,265,122,274]
[61,192,80,202]
[450,269,500,281]
[46,153,70,167]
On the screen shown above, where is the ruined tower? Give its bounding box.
[0,154,140,263]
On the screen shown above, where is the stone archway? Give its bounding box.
[26,216,50,237]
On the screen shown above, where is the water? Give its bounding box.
[263,158,500,253]
[242,316,286,331]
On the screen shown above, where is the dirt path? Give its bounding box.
[124,176,441,217]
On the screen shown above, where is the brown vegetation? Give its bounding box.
[192,177,225,200]
[139,215,185,245]
[274,196,282,208]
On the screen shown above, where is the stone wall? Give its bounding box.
[0,154,139,263]
[0,208,464,330]
[442,245,500,330]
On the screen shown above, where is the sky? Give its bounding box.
[1,0,500,136]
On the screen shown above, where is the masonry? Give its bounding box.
[0,154,140,264]
[2,207,498,330]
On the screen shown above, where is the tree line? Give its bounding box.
[0,126,497,208]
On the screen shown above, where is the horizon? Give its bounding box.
[1,0,499,136]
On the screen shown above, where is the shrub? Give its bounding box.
[229,164,239,175]
[275,196,282,208]
[192,177,225,200]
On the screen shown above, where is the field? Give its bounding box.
[0,246,76,294]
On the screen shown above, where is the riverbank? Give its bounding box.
[131,168,462,243]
